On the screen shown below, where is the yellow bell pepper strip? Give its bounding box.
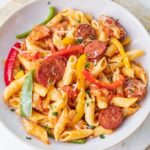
[76,54,87,90]
[83,70,125,90]
[62,36,74,46]
[70,54,87,126]
[14,70,24,80]
[16,7,55,39]
[70,89,86,126]
[111,37,130,68]
[20,71,33,117]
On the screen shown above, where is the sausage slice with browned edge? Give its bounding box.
[99,105,123,129]
[99,15,126,39]
[74,24,97,42]
[36,56,66,87]
[84,40,107,61]
[124,78,147,101]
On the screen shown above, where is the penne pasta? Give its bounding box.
[111,97,138,108]
[121,67,134,78]
[29,110,47,123]
[54,107,68,140]
[91,19,101,34]
[8,97,20,109]
[85,94,98,126]
[127,49,144,61]
[60,129,93,141]
[32,93,43,111]
[96,96,108,109]
[70,89,85,126]
[62,55,77,85]
[75,11,89,24]
[99,73,110,83]
[23,119,50,144]
[42,86,54,108]
[62,8,76,19]
[52,33,65,49]
[121,36,131,46]
[48,87,62,101]
[39,118,54,129]
[68,109,76,123]
[46,13,62,27]
[18,55,40,71]
[132,63,147,84]
[74,120,88,130]
[123,103,140,118]
[93,126,113,136]
[105,44,117,57]
[91,57,107,77]
[98,31,108,42]
[49,91,68,118]
[109,49,144,64]
[84,13,93,22]
[4,76,25,101]
[112,69,124,95]
[33,82,48,97]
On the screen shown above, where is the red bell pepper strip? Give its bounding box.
[4,42,21,85]
[45,45,84,60]
[82,70,125,90]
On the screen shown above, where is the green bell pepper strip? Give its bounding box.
[16,7,55,39]
[20,71,33,117]
[69,139,87,144]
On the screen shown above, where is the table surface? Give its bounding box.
[0,0,150,150]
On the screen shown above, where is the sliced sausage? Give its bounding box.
[36,56,66,87]
[124,78,147,101]
[99,15,126,39]
[63,86,79,108]
[99,105,123,129]
[30,25,51,41]
[74,24,97,42]
[84,40,107,61]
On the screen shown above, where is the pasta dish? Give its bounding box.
[3,7,148,144]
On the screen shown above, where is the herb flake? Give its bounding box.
[86,102,89,107]
[52,111,58,116]
[26,136,32,140]
[85,62,90,69]
[88,124,95,129]
[77,20,81,23]
[75,38,83,44]
[85,89,90,95]
[47,1,51,5]
[100,134,105,139]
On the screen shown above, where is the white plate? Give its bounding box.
[0,0,150,150]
